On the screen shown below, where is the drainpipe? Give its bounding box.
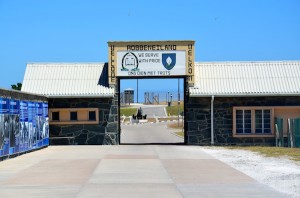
[211,96,214,145]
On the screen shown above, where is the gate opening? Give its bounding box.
[118,77,186,144]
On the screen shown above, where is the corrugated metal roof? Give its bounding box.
[22,63,114,98]
[190,61,300,97]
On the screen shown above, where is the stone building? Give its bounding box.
[188,61,300,145]
[124,88,134,104]
[21,41,300,146]
[22,63,118,145]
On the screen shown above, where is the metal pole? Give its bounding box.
[137,79,138,103]
[129,91,130,106]
[178,78,180,127]
[211,96,215,145]
[167,92,169,103]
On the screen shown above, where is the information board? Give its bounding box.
[0,98,49,158]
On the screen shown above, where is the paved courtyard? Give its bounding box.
[0,145,286,198]
[121,122,184,144]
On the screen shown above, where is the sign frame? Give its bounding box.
[108,40,195,86]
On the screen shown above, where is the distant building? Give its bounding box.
[124,88,134,104]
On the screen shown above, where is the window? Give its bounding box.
[233,107,273,137]
[70,112,78,121]
[255,110,271,134]
[49,108,99,124]
[52,112,60,121]
[236,110,252,134]
[89,111,96,121]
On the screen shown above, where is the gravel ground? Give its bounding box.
[202,147,300,198]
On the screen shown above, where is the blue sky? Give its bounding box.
[120,78,184,103]
[0,0,299,92]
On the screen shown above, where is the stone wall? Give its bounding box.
[0,88,47,102]
[186,96,300,146]
[49,96,119,145]
[103,93,119,145]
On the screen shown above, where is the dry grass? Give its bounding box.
[175,131,184,137]
[226,146,300,161]
[147,118,157,123]
[123,118,130,123]
[158,117,178,122]
[168,122,184,138]
[168,122,184,129]
[120,108,137,117]
[158,100,184,105]
[166,103,184,116]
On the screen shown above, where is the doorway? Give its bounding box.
[118,77,186,144]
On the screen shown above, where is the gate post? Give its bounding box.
[103,83,119,145]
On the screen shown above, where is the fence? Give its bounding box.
[120,91,183,105]
[144,91,182,105]
[288,118,300,148]
[0,88,48,159]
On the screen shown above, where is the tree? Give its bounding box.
[11,83,22,91]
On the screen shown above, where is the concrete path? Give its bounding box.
[121,122,184,144]
[141,105,166,118]
[0,145,286,198]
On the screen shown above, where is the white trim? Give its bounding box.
[47,94,114,98]
[189,93,300,97]
[233,107,274,137]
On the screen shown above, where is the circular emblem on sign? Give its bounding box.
[121,52,139,71]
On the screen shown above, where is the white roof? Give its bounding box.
[22,63,114,98]
[190,61,300,97]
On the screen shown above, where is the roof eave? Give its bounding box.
[189,93,300,97]
[47,94,114,98]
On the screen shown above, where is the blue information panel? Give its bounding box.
[0,98,9,156]
[20,101,29,152]
[36,102,43,148]
[0,98,49,158]
[9,100,19,154]
[42,103,49,146]
[27,102,35,151]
